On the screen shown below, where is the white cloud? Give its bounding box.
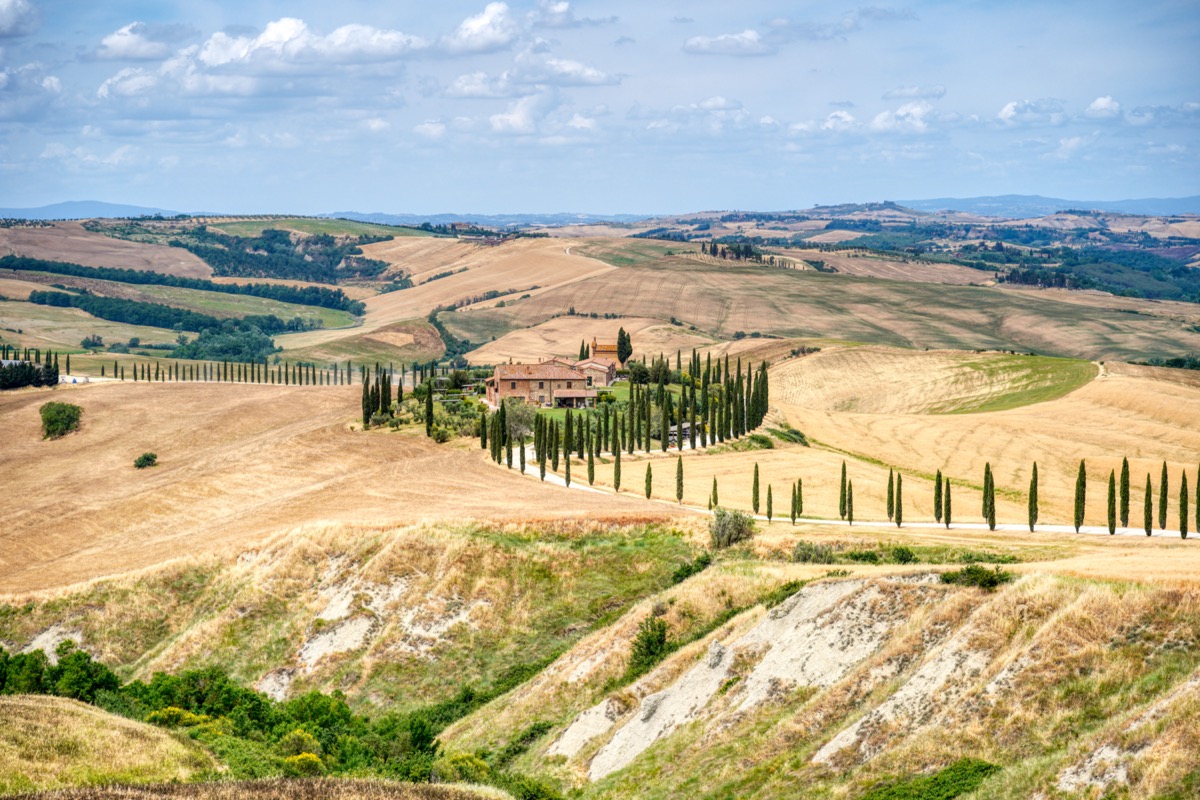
[883,84,945,100]
[198,18,425,68]
[531,1,616,29]
[997,98,1065,126]
[683,30,775,57]
[445,46,616,98]
[822,110,857,131]
[566,112,595,130]
[364,117,389,132]
[490,93,556,134]
[40,75,59,92]
[98,23,171,60]
[442,3,519,55]
[870,101,933,132]
[414,121,447,138]
[0,0,38,37]
[40,142,137,168]
[1085,95,1120,118]
[96,67,157,98]
[1049,135,1086,159]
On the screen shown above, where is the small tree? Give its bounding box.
[1159,461,1169,530]
[895,473,903,527]
[626,616,670,680]
[710,507,755,548]
[846,481,853,526]
[711,476,718,508]
[1107,469,1116,535]
[1119,456,1130,528]
[675,456,683,504]
[943,477,952,529]
[1181,472,1189,540]
[839,461,847,519]
[40,402,82,440]
[1028,462,1039,532]
[796,477,803,515]
[752,463,760,514]
[614,445,621,492]
[134,452,157,469]
[1144,473,1153,536]
[1074,460,1087,533]
[644,462,652,499]
[790,482,797,525]
[587,445,595,485]
[934,469,943,524]
[766,484,773,522]
[887,468,895,521]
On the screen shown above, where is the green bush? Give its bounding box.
[40,401,82,439]
[278,728,322,757]
[793,541,835,564]
[626,616,671,680]
[146,706,212,727]
[282,752,325,777]
[433,752,492,782]
[710,507,755,549]
[940,564,1014,591]
[761,579,804,609]
[134,452,158,469]
[671,552,713,584]
[859,758,1002,800]
[846,549,881,564]
[891,546,918,564]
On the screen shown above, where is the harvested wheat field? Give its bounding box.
[773,246,990,285]
[9,778,505,800]
[0,222,211,279]
[0,382,668,593]
[465,316,716,365]
[0,695,213,795]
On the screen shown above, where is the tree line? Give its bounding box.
[0,255,366,314]
[171,227,391,283]
[0,344,58,389]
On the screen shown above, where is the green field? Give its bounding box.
[130,284,358,328]
[935,355,1098,414]
[208,217,436,239]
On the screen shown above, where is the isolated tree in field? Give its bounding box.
[520,436,526,473]
[796,477,803,515]
[711,476,718,509]
[1159,461,1169,530]
[894,473,903,527]
[984,463,997,531]
[676,456,683,504]
[846,481,854,526]
[1144,474,1153,536]
[752,463,760,514]
[839,461,848,520]
[943,477,952,529]
[790,482,797,524]
[1072,460,1087,532]
[934,469,943,524]
[614,444,621,491]
[645,462,652,499]
[887,468,895,521]
[982,462,993,522]
[1107,469,1116,535]
[766,484,773,521]
[1181,472,1189,540]
[1028,462,1039,532]
[1119,456,1130,528]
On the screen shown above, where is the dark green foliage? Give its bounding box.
[760,579,804,609]
[858,758,1002,800]
[891,546,917,564]
[710,507,755,548]
[1107,469,1117,534]
[839,461,847,519]
[492,721,554,769]
[1181,472,1189,540]
[643,462,651,498]
[982,463,996,531]
[1145,473,1154,536]
[0,255,364,314]
[887,468,895,520]
[846,481,854,525]
[1119,456,1130,528]
[675,455,683,504]
[845,549,880,564]
[671,552,712,584]
[173,227,390,283]
[1028,462,1039,532]
[895,473,903,527]
[616,327,632,365]
[1160,461,1169,530]
[40,401,81,439]
[933,469,942,524]
[134,452,158,469]
[793,541,835,564]
[940,565,1014,591]
[0,357,57,389]
[1074,460,1087,532]
[944,477,952,528]
[752,463,760,514]
[31,289,247,334]
[171,323,279,362]
[626,616,671,681]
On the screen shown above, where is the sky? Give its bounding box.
[0,0,1197,214]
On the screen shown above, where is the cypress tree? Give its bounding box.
[982,463,993,521]
[985,464,996,531]
[644,463,652,499]
[1180,473,1189,540]
[361,379,372,427]
[505,431,513,469]
[846,481,853,526]
[1073,460,1087,533]
[934,469,943,523]
[480,409,489,449]
[1144,474,1153,536]
[886,468,895,521]
[660,391,669,453]
[676,456,683,504]
[790,482,797,524]
[519,436,526,473]
[587,444,595,485]
[943,477,951,528]
[551,422,560,471]
[1159,461,1169,530]
[711,476,718,508]
[895,473,903,527]
[1107,469,1116,535]
[564,409,572,460]
[1196,462,1199,534]
[752,463,760,514]
[65,353,70,374]
[564,443,571,486]
[1028,462,1039,532]
[765,484,773,521]
[613,442,621,491]
[1119,456,1130,528]
[796,477,803,515]
[839,461,847,520]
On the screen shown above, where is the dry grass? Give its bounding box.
[0,222,211,279]
[0,695,214,795]
[464,316,717,366]
[0,381,670,594]
[8,778,508,800]
[773,247,989,285]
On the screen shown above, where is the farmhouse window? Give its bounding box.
[510,381,517,389]
[567,382,572,388]
[538,381,544,388]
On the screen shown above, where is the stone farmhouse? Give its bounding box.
[485,354,618,409]
[590,337,620,363]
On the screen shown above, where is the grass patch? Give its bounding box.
[574,241,697,268]
[208,217,435,239]
[939,564,1014,591]
[858,758,1002,800]
[935,355,1096,415]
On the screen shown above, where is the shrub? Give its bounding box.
[940,564,1014,591]
[134,452,158,469]
[146,706,212,727]
[626,616,671,680]
[891,546,918,564]
[761,579,804,608]
[846,549,881,564]
[282,752,325,777]
[278,728,322,757]
[433,752,491,782]
[430,425,454,443]
[40,401,82,439]
[793,541,835,564]
[710,507,755,549]
[860,757,1001,800]
[671,552,713,584]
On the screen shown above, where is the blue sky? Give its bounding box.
[1,0,1197,213]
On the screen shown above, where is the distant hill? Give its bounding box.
[899,194,1200,218]
[0,200,183,220]
[325,210,654,228]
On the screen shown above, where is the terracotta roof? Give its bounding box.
[494,363,587,381]
[574,357,616,369]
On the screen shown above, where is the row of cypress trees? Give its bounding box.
[1074,458,1195,538]
[0,345,59,388]
[361,363,404,428]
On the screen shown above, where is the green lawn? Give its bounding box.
[208,217,436,238]
[936,355,1097,414]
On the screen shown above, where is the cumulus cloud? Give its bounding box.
[442,3,519,54]
[683,30,775,57]
[997,98,1066,126]
[98,23,172,60]
[96,66,158,98]
[766,6,916,44]
[822,110,857,131]
[445,45,617,97]
[1085,95,1120,118]
[870,100,933,132]
[883,84,945,100]
[363,117,389,132]
[566,112,595,130]
[1049,135,1086,159]
[198,18,426,68]
[490,94,542,133]
[414,121,446,139]
[531,1,616,29]
[0,0,38,37]
[40,142,138,168]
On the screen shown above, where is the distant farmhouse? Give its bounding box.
[590,337,620,363]
[485,352,618,409]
